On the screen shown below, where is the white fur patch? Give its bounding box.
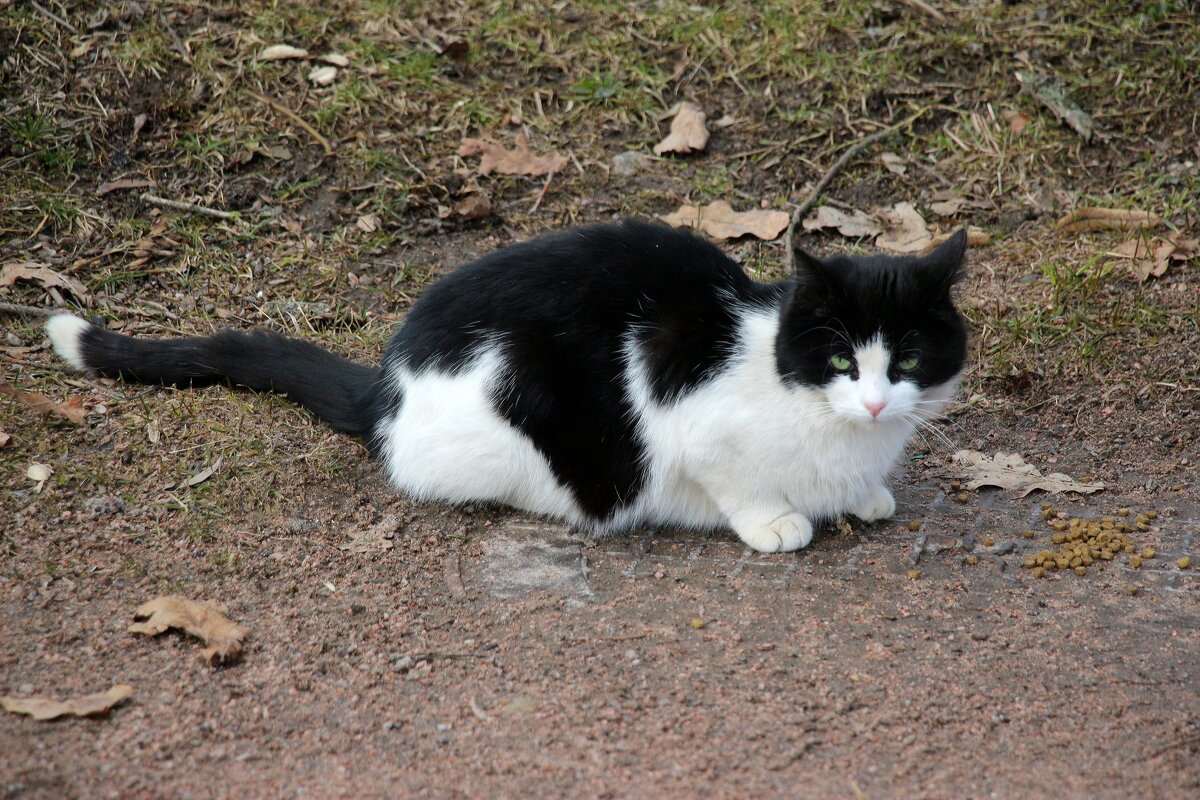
[45,314,91,371]
[375,346,581,523]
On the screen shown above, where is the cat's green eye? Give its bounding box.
[897,355,920,371]
[829,354,853,371]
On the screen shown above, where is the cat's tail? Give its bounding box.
[45,314,381,438]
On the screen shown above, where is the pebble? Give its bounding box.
[393,655,415,672]
[5,332,22,347]
[989,541,1016,556]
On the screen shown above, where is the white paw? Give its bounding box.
[737,512,813,553]
[852,486,895,522]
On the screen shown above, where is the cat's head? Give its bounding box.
[776,229,968,425]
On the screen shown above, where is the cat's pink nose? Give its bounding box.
[864,400,887,418]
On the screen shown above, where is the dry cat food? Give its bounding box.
[1019,506,1162,579]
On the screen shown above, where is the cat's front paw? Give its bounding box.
[851,485,895,523]
[737,512,813,553]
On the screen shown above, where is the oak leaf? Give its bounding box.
[129,596,249,666]
[658,201,789,242]
[951,450,1105,497]
[458,131,567,177]
[0,261,89,300]
[0,383,88,424]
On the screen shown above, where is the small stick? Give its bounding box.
[246,90,334,156]
[140,193,236,221]
[467,697,490,722]
[785,118,912,270]
[529,172,553,213]
[898,0,947,23]
[0,302,59,318]
[31,1,77,33]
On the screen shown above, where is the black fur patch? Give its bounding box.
[76,324,381,438]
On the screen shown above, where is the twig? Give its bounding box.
[140,193,236,221]
[31,1,76,32]
[246,90,334,156]
[897,0,948,23]
[529,172,553,213]
[0,302,59,318]
[785,116,915,270]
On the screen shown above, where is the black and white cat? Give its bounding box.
[47,220,968,553]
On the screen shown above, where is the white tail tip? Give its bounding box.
[46,314,92,371]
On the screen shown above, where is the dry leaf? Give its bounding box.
[880,152,907,176]
[1111,234,1198,281]
[0,430,12,448]
[0,383,88,424]
[320,53,350,67]
[0,261,89,300]
[27,463,51,483]
[308,65,337,85]
[930,196,966,217]
[259,44,309,61]
[448,186,492,221]
[2,685,133,721]
[458,131,567,177]
[874,202,932,253]
[356,213,382,233]
[97,178,154,196]
[341,514,399,553]
[802,206,882,238]
[951,450,1105,497]
[653,101,710,156]
[129,596,249,665]
[929,228,990,249]
[658,201,789,242]
[1056,207,1162,233]
[1009,113,1031,136]
[183,456,222,488]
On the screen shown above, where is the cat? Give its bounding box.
[46,220,968,553]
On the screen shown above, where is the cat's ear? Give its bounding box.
[920,228,968,293]
[790,246,837,305]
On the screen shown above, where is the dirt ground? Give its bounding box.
[2,2,1199,798]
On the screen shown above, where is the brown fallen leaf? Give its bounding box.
[0,261,89,301]
[658,201,789,242]
[0,383,88,424]
[1110,234,1198,281]
[439,179,492,221]
[1009,112,1031,136]
[802,206,882,238]
[653,101,710,156]
[129,596,249,666]
[2,684,133,721]
[874,202,932,253]
[951,450,1105,496]
[928,228,990,249]
[1056,207,1162,233]
[458,131,567,177]
[0,430,12,448]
